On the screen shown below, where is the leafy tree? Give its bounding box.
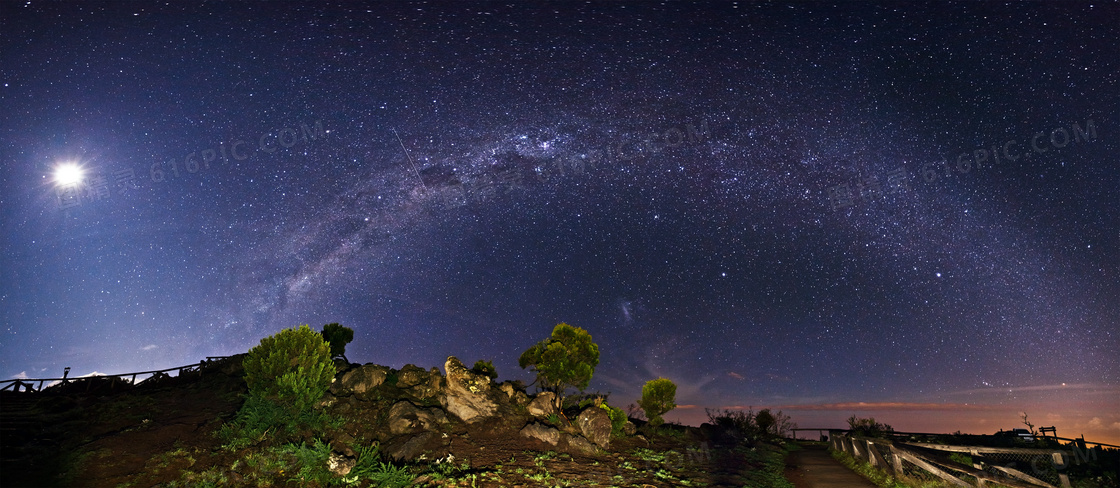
[320,322,354,361]
[244,324,337,414]
[638,377,677,427]
[470,359,498,380]
[519,322,600,407]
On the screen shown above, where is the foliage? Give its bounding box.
[243,324,336,414]
[638,378,677,427]
[518,322,599,406]
[601,403,628,437]
[470,359,498,380]
[320,323,354,361]
[847,415,895,438]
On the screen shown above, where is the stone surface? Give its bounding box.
[520,422,560,446]
[440,356,498,422]
[526,392,556,417]
[386,432,435,461]
[327,452,356,476]
[577,407,613,448]
[387,401,446,435]
[622,420,637,436]
[396,364,428,388]
[565,434,598,454]
[333,364,389,395]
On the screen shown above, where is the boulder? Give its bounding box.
[577,407,612,448]
[327,452,356,476]
[396,364,428,388]
[388,401,447,435]
[526,392,557,417]
[440,356,498,422]
[565,434,598,454]
[520,422,560,446]
[386,431,435,461]
[407,367,443,399]
[333,364,389,395]
[622,420,637,436]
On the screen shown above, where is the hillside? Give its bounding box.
[0,355,795,487]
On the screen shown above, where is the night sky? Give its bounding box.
[2,2,1118,443]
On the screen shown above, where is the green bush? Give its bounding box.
[601,404,628,437]
[638,378,677,427]
[470,359,498,379]
[243,324,336,414]
[519,322,599,407]
[321,323,354,361]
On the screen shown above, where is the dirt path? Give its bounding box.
[784,443,878,488]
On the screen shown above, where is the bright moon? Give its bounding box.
[54,163,84,186]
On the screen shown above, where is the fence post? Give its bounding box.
[889,444,905,476]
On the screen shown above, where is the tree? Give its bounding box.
[519,322,600,408]
[243,324,336,414]
[321,323,354,361]
[470,359,498,380]
[638,378,677,427]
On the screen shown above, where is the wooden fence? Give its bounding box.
[831,433,1080,488]
[0,356,233,394]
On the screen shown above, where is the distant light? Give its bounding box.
[53,163,84,186]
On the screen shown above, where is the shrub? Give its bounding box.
[602,404,628,437]
[518,322,599,407]
[320,323,354,361]
[243,324,336,414]
[847,415,894,438]
[470,359,498,379]
[638,378,677,427]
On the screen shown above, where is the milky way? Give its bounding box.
[1,1,1117,442]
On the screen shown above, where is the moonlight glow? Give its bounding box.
[53,163,84,186]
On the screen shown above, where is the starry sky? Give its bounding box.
[2,2,1118,444]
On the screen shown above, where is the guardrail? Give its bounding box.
[830,432,1106,488]
[0,356,234,394]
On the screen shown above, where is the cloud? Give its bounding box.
[1087,417,1103,428]
[772,402,997,412]
[727,372,744,380]
[1111,422,1120,432]
[140,344,158,351]
[10,371,29,379]
[948,383,1113,396]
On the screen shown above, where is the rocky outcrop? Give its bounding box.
[526,392,556,417]
[577,407,612,448]
[498,382,530,406]
[387,401,447,435]
[331,364,389,396]
[440,356,498,423]
[397,364,443,400]
[520,422,560,446]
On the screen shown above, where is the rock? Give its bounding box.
[440,356,498,422]
[388,401,447,435]
[565,434,598,454]
[520,422,560,446]
[623,420,637,436]
[333,364,389,395]
[407,367,443,400]
[498,382,516,398]
[387,431,435,461]
[396,364,428,388]
[577,407,613,448]
[526,392,557,417]
[327,452,356,476]
[332,357,350,373]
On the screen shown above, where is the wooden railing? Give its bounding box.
[831,433,1082,488]
[0,356,234,394]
